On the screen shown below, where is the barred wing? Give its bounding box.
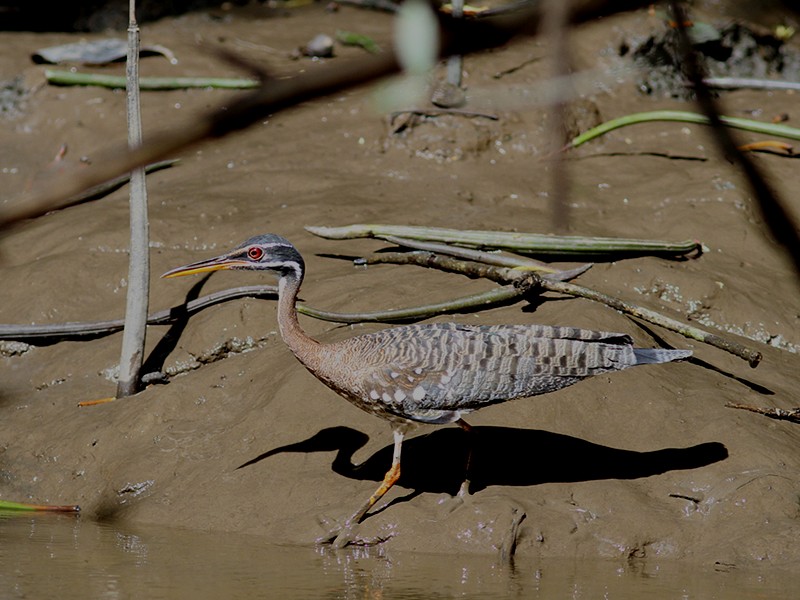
[342,322,641,423]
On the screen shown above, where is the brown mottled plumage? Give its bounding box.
[164,234,691,546]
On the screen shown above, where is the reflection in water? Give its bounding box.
[0,512,794,599]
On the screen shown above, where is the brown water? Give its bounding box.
[2,513,795,599]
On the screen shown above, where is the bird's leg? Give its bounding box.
[329,426,406,548]
[456,418,474,497]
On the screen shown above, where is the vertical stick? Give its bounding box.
[116,0,150,398]
[543,0,572,233]
[445,0,463,88]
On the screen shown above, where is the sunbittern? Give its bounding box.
[163,234,691,547]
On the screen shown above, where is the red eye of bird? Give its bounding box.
[247,246,264,260]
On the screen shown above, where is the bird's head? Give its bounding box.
[162,234,304,281]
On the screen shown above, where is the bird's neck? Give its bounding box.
[276,274,321,369]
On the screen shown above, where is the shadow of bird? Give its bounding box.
[240,425,728,495]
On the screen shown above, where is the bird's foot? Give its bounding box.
[316,517,391,548]
[437,480,472,514]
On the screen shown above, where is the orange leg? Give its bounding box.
[331,425,407,548]
[456,418,473,497]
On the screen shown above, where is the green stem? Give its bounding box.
[297,286,524,323]
[0,499,80,512]
[45,69,259,90]
[567,110,800,149]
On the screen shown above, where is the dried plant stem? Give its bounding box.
[363,251,516,283]
[116,1,149,398]
[726,402,800,423]
[376,235,557,271]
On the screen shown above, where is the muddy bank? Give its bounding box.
[1,4,799,568]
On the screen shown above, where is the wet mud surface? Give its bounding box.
[1,4,799,570]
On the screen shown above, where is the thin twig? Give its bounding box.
[493,54,542,79]
[62,159,178,208]
[726,402,800,424]
[389,108,499,120]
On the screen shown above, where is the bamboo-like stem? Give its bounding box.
[116,1,150,398]
[307,224,703,257]
[566,110,800,150]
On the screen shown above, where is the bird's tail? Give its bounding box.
[633,348,692,364]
